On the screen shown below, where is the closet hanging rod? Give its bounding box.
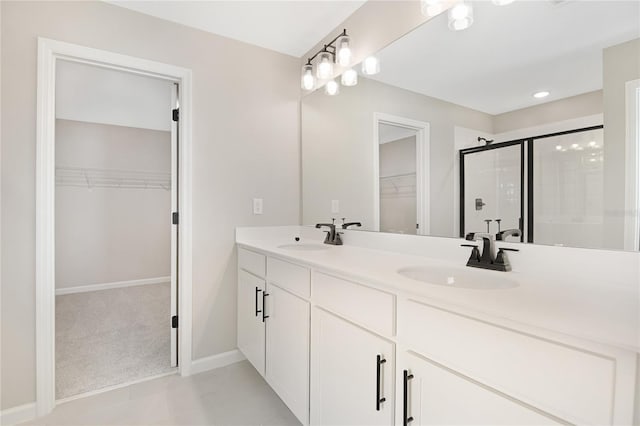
[379,172,416,179]
[55,166,171,190]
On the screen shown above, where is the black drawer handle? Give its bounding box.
[262,292,270,322]
[403,369,414,425]
[255,287,262,317]
[376,355,386,411]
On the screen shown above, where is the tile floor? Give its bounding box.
[24,361,300,425]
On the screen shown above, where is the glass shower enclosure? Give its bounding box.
[460,125,604,249]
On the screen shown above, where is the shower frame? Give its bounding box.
[459,124,604,244]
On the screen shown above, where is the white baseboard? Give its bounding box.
[190,349,246,375]
[0,402,37,426]
[56,276,171,295]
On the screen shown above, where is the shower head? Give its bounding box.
[478,137,494,145]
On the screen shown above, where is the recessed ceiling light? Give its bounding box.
[555,145,563,151]
[533,91,550,99]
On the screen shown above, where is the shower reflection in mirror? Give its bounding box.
[460,126,604,249]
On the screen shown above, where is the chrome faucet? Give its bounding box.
[316,222,343,245]
[462,233,518,272]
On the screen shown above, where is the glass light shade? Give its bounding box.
[448,2,474,31]
[421,0,445,17]
[361,56,380,76]
[337,35,352,67]
[341,68,358,87]
[492,0,514,5]
[316,52,334,79]
[301,64,315,91]
[324,79,340,96]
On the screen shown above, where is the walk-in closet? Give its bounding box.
[54,59,177,399]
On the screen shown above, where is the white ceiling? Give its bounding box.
[371,0,640,115]
[106,0,366,57]
[56,60,174,131]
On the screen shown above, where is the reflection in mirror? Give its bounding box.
[301,0,640,251]
[378,123,418,235]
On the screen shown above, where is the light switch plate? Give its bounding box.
[331,199,339,213]
[253,198,263,215]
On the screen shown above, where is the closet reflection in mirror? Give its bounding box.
[301,0,640,251]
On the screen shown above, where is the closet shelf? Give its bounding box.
[56,167,171,190]
[379,172,416,179]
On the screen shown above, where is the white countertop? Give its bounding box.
[237,234,639,354]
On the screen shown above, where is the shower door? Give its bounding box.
[531,127,605,248]
[460,142,524,241]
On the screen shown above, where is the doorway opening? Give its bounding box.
[53,60,179,400]
[36,38,193,417]
[373,113,430,235]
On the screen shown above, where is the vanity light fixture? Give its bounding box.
[316,51,334,80]
[492,0,515,5]
[336,35,352,67]
[303,29,359,95]
[341,68,358,86]
[325,79,340,96]
[421,0,446,17]
[448,2,474,31]
[533,91,550,99]
[301,63,315,91]
[362,55,380,76]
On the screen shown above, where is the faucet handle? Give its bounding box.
[495,247,518,269]
[461,244,480,262]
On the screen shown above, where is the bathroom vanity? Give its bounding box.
[236,226,638,426]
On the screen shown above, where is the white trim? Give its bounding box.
[190,350,247,375]
[0,403,37,426]
[36,37,194,417]
[624,79,640,251]
[55,276,170,295]
[372,113,430,235]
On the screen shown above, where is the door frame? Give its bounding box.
[624,79,640,251]
[36,37,194,416]
[372,113,430,235]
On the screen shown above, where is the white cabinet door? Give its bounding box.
[398,351,562,426]
[265,284,310,425]
[237,269,265,376]
[311,308,394,426]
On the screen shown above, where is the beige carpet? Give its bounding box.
[55,283,173,399]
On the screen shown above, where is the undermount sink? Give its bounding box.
[397,265,518,290]
[277,243,329,251]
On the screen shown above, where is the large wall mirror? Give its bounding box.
[302,0,640,251]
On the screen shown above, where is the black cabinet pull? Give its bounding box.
[376,355,387,411]
[254,287,262,317]
[262,292,270,322]
[403,369,414,425]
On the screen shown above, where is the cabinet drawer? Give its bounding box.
[238,248,266,278]
[267,257,310,298]
[314,272,395,337]
[398,299,615,425]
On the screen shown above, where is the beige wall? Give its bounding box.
[55,120,171,288]
[302,76,493,236]
[603,38,640,250]
[1,0,300,410]
[493,90,603,134]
